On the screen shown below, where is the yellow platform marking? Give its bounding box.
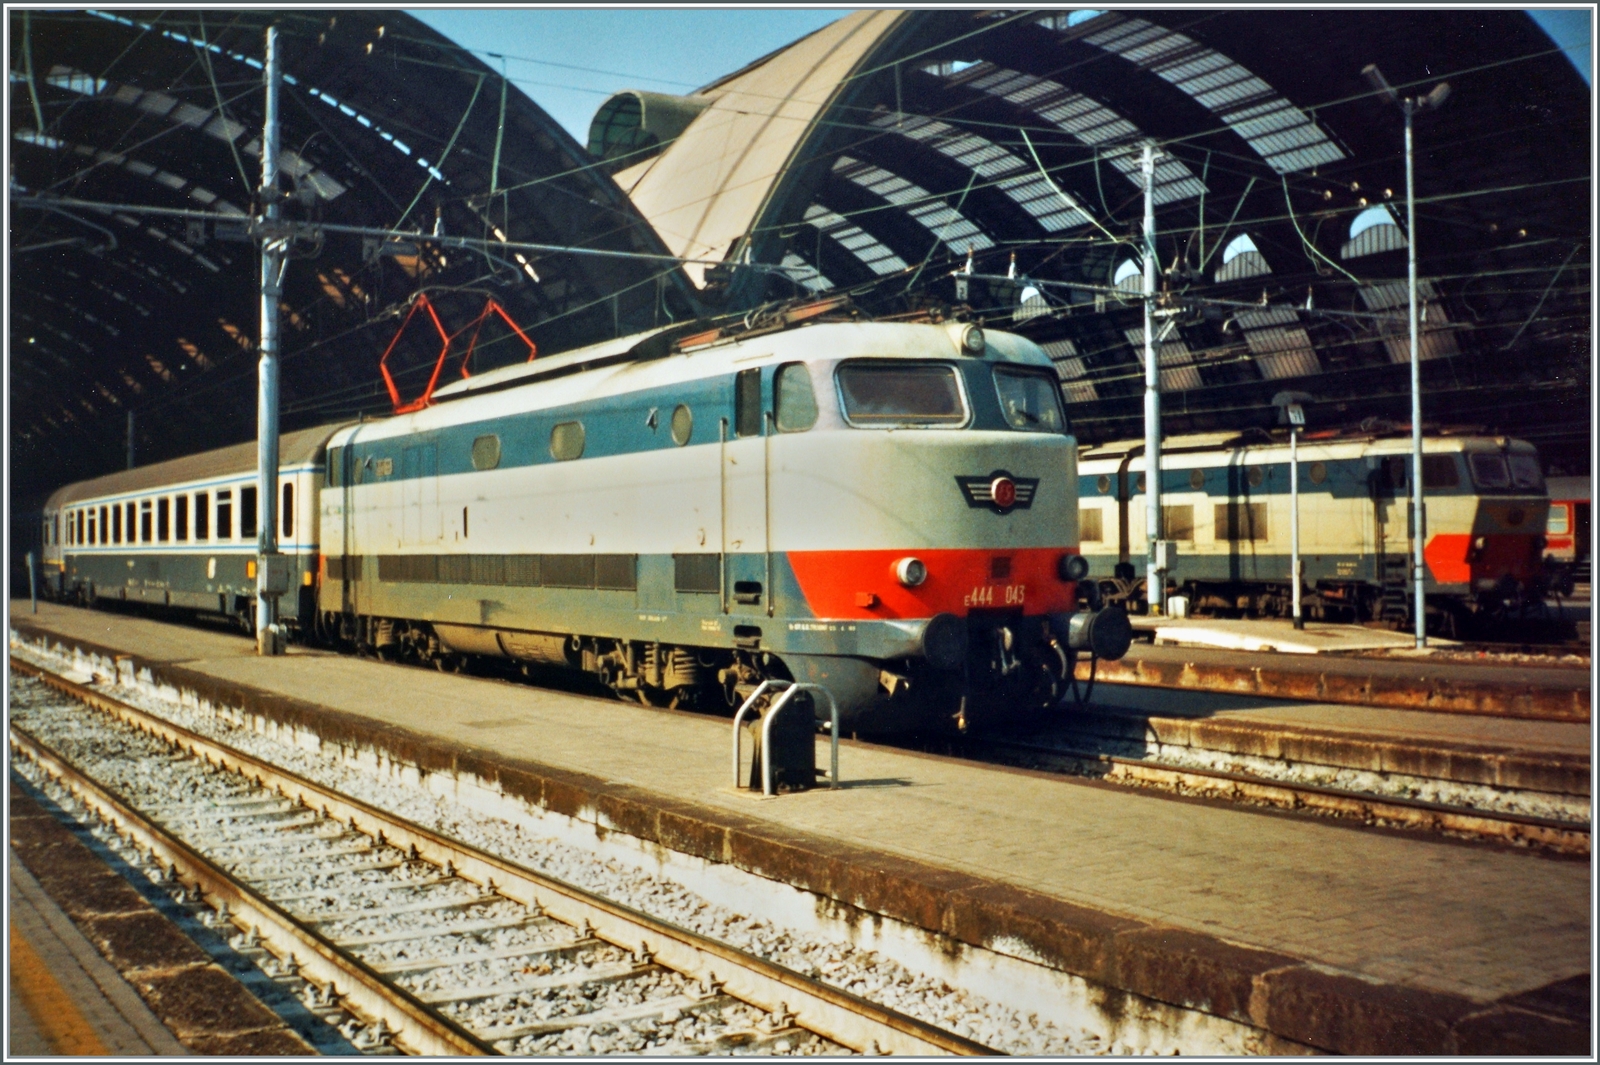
[10,924,111,1055]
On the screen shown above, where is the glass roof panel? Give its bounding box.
[833,157,995,251]
[958,64,1206,205]
[1065,13,1345,174]
[872,114,1091,232]
[803,205,909,274]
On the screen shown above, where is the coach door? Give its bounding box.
[402,440,440,545]
[722,368,770,617]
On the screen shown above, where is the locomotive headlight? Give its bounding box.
[893,557,928,587]
[940,321,979,355]
[1059,554,1090,581]
[1472,536,1486,550]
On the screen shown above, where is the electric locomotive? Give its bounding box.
[42,312,1129,733]
[1076,430,1550,633]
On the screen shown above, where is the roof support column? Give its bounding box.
[1142,141,1166,615]
[255,24,286,655]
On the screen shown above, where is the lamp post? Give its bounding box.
[1273,392,1315,630]
[1361,64,1449,650]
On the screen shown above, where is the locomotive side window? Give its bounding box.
[1508,454,1544,490]
[1469,454,1511,489]
[282,482,294,539]
[1189,468,1206,490]
[139,501,152,543]
[241,486,258,538]
[992,366,1065,433]
[1308,462,1328,485]
[775,363,818,432]
[735,368,763,437]
[158,497,171,542]
[1217,502,1268,541]
[176,496,189,541]
[216,490,233,540]
[470,435,500,471]
[550,421,586,461]
[195,493,210,540]
[836,361,967,427]
[1422,455,1460,489]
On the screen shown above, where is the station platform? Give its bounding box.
[1131,614,1426,654]
[8,602,1591,1055]
[1091,635,1590,723]
[8,777,314,1054]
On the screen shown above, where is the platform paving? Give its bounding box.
[9,602,1591,1055]
[1131,614,1426,653]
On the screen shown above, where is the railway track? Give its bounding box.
[9,659,995,1057]
[944,732,1589,856]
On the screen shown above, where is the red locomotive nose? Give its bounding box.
[990,476,1017,509]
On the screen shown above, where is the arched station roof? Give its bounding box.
[9,9,699,503]
[600,9,1591,467]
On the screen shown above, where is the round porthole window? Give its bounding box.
[1096,474,1111,494]
[1189,468,1205,490]
[1247,466,1265,488]
[471,434,501,471]
[1136,473,1146,492]
[1309,461,1328,485]
[671,404,693,447]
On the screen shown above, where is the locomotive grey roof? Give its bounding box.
[603,10,1591,471]
[10,9,701,505]
[45,421,345,510]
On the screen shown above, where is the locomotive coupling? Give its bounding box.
[1056,607,1133,661]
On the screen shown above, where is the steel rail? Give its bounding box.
[8,722,495,1056]
[11,658,997,1057]
[970,735,1589,855]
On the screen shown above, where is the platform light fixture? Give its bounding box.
[1360,63,1450,649]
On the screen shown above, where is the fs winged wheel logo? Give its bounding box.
[955,470,1039,515]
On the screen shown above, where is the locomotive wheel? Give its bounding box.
[434,653,464,674]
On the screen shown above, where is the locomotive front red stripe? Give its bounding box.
[1423,533,1543,585]
[787,547,1079,620]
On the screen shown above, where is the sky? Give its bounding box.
[408,9,848,145]
[411,8,1591,147]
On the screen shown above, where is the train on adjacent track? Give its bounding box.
[39,311,1132,734]
[1076,430,1553,635]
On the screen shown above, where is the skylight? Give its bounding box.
[872,114,1090,232]
[1067,13,1345,175]
[832,156,994,252]
[1039,337,1097,402]
[956,64,1206,205]
[802,205,909,275]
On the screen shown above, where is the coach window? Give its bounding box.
[112,503,122,543]
[77,509,85,545]
[176,496,189,541]
[125,502,135,543]
[195,492,210,541]
[88,508,98,545]
[775,363,818,432]
[158,497,171,542]
[216,490,233,540]
[282,482,294,539]
[241,486,258,538]
[1422,455,1460,489]
[140,500,153,542]
[1549,505,1571,535]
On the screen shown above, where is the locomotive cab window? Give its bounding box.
[1508,454,1544,491]
[836,360,967,428]
[775,362,818,432]
[992,366,1066,433]
[1469,453,1510,489]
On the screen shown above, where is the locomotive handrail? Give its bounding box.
[733,680,840,795]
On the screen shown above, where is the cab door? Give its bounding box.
[722,367,770,618]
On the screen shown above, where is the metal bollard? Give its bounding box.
[26,551,37,613]
[731,680,841,795]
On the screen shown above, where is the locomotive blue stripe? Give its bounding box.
[342,359,1040,484]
